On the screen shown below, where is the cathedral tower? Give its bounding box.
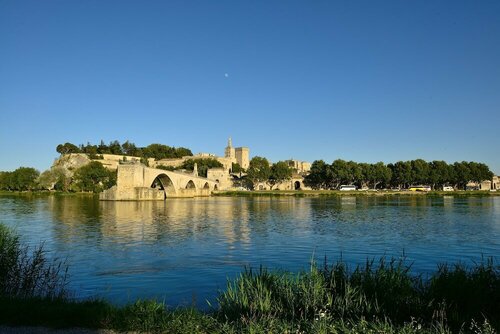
[224,137,235,159]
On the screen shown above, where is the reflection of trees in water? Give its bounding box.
[45,195,497,250]
[48,195,103,244]
[49,197,315,247]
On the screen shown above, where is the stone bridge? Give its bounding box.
[100,163,219,200]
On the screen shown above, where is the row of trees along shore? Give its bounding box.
[56,140,193,160]
[0,162,116,193]
[304,159,494,190]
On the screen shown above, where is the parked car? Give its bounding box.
[442,186,454,191]
[339,185,357,191]
[408,185,431,192]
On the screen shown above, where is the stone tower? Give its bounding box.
[224,137,235,159]
[235,147,250,169]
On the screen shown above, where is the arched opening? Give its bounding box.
[214,184,218,190]
[151,174,176,198]
[203,182,210,189]
[294,181,301,190]
[186,180,196,189]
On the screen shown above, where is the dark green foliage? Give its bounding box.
[56,142,80,155]
[156,164,177,171]
[142,143,193,160]
[0,225,68,299]
[246,157,271,188]
[269,161,293,189]
[181,158,223,177]
[217,257,499,332]
[304,160,329,189]
[72,161,116,193]
[426,260,500,330]
[0,167,39,191]
[55,140,194,160]
[305,159,494,190]
[231,162,243,174]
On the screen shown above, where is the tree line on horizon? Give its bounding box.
[304,159,494,190]
[56,140,193,161]
[0,155,494,193]
[0,162,116,193]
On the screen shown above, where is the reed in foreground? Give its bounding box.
[1,223,498,333]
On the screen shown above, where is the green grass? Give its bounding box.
[1,223,499,333]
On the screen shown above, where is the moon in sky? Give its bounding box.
[224,73,229,78]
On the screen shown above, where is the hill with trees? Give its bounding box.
[56,140,193,160]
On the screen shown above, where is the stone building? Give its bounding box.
[285,159,311,175]
[224,137,250,170]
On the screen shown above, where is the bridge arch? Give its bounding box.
[152,173,177,197]
[203,182,210,189]
[186,180,196,189]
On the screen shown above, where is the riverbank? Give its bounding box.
[1,222,499,333]
[213,189,500,197]
[1,260,498,333]
[2,189,499,200]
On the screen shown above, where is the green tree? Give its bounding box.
[411,159,430,185]
[2,167,40,191]
[108,140,122,155]
[246,157,271,189]
[269,161,293,190]
[180,158,223,177]
[156,165,176,171]
[389,161,413,189]
[428,161,452,189]
[174,147,193,158]
[468,162,493,185]
[231,162,244,174]
[0,172,13,190]
[142,144,175,160]
[72,161,116,193]
[121,141,142,157]
[97,140,110,154]
[331,159,350,189]
[56,142,80,155]
[453,161,471,189]
[368,162,392,189]
[304,160,328,189]
[36,167,69,191]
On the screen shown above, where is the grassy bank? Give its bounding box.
[213,189,499,197]
[1,224,499,333]
[0,190,96,198]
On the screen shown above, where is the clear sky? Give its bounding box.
[1,0,499,174]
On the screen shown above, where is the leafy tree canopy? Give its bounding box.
[247,157,271,188]
[180,158,223,178]
[269,161,293,189]
[55,140,193,160]
[72,161,116,193]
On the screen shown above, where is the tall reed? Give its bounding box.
[0,224,68,299]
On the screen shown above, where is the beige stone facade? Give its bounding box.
[254,175,311,191]
[225,137,250,170]
[492,176,499,190]
[100,163,217,200]
[286,160,311,175]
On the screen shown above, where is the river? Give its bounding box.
[1,194,499,307]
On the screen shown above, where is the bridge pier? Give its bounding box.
[100,163,218,201]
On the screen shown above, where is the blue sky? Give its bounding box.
[1,0,499,173]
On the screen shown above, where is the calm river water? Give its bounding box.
[1,195,499,307]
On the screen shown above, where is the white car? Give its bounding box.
[442,186,454,191]
[339,185,357,191]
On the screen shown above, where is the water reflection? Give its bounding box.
[1,194,498,305]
